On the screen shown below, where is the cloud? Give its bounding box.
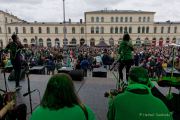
[0,0,43,5]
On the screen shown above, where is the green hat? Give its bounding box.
[129,67,149,84]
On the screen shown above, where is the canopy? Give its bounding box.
[95,40,110,47]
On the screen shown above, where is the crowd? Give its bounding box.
[0,33,179,120]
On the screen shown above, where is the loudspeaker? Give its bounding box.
[69,70,84,81]
[92,68,107,78]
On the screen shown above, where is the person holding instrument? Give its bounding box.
[4,33,24,90]
[118,32,134,84]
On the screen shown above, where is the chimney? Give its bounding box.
[80,19,82,24]
[69,19,71,23]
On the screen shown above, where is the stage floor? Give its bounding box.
[0,70,179,120]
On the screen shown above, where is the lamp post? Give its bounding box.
[63,0,67,49]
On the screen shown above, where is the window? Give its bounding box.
[174,27,177,33]
[81,27,84,34]
[101,17,104,22]
[96,17,99,22]
[125,17,128,22]
[129,27,132,33]
[31,38,35,44]
[161,27,164,33]
[116,17,118,22]
[147,17,150,22]
[91,17,94,22]
[5,17,7,23]
[90,39,95,47]
[15,27,18,34]
[39,38,43,47]
[138,27,141,33]
[110,27,114,34]
[120,17,123,22]
[55,27,58,34]
[111,17,114,22]
[109,38,114,46]
[124,27,127,33]
[80,39,85,46]
[63,27,67,34]
[30,27,34,34]
[47,27,50,34]
[8,27,11,34]
[146,27,149,33]
[142,26,145,33]
[139,17,141,22]
[115,27,118,33]
[71,38,76,44]
[11,19,13,23]
[23,27,26,34]
[154,27,157,33]
[39,27,42,34]
[168,27,171,33]
[143,17,146,22]
[23,38,27,43]
[63,39,68,45]
[130,17,132,22]
[72,27,75,34]
[96,27,99,34]
[91,27,94,34]
[0,27,2,34]
[120,27,123,34]
[47,38,52,47]
[101,27,104,34]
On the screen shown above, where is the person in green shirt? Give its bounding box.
[118,33,134,84]
[30,73,96,120]
[107,67,173,120]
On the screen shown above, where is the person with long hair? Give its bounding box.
[30,73,96,120]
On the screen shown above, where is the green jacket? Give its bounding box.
[118,41,133,61]
[107,84,173,120]
[30,105,96,120]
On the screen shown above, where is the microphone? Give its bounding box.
[23,89,37,97]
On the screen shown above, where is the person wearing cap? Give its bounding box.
[4,33,24,90]
[118,33,134,84]
[107,66,173,120]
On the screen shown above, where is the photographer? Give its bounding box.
[107,67,172,120]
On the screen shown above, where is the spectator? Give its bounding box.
[107,67,172,120]
[30,73,96,120]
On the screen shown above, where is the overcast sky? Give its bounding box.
[0,0,179,22]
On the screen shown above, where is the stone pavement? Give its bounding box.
[0,70,179,120]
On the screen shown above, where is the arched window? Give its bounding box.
[116,17,118,22]
[109,38,114,46]
[47,38,52,47]
[71,38,76,44]
[15,27,18,34]
[8,27,11,34]
[96,27,99,34]
[23,38,27,43]
[138,26,141,33]
[130,17,132,22]
[120,27,123,34]
[110,27,114,34]
[129,27,132,33]
[63,39,68,45]
[96,17,99,22]
[39,27,42,34]
[47,27,50,34]
[91,27,94,34]
[39,38,43,47]
[55,38,60,47]
[101,27,104,34]
[172,38,176,43]
[124,27,127,33]
[111,17,114,22]
[72,27,75,34]
[142,26,145,33]
[146,27,149,33]
[31,38,35,44]
[80,39,85,46]
[115,27,118,34]
[81,27,84,34]
[90,38,95,47]
[91,17,94,22]
[55,27,58,34]
[101,17,104,22]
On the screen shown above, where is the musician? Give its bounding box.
[118,33,134,83]
[4,33,24,90]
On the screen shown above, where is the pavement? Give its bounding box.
[0,69,179,120]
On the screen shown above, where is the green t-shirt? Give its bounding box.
[30,105,96,120]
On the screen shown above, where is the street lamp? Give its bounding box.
[63,0,67,49]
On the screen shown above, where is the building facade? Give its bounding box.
[0,10,180,48]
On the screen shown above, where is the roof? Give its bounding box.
[85,10,155,14]
[0,10,23,21]
[154,21,180,25]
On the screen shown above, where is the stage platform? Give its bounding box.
[0,70,179,120]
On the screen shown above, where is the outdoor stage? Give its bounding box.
[0,70,179,120]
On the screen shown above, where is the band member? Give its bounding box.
[5,33,24,90]
[118,33,134,84]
